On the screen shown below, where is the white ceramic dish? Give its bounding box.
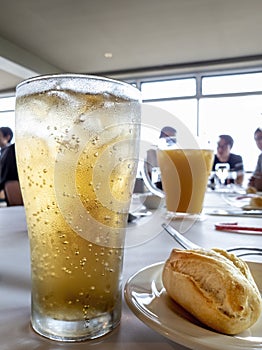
[124,261,262,350]
[207,209,262,218]
[222,193,262,212]
[242,205,262,211]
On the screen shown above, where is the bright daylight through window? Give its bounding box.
[0,69,262,175]
[139,70,262,174]
[0,96,16,138]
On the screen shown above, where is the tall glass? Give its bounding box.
[15,74,141,341]
[157,147,213,215]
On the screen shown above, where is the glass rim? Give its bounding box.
[16,73,141,99]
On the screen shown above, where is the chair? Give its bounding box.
[4,180,24,206]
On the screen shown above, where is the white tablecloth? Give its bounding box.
[0,191,261,350]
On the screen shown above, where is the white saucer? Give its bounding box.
[124,261,262,350]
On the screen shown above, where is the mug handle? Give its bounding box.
[140,159,165,198]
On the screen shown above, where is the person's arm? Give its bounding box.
[233,155,244,186]
[248,173,262,191]
[254,153,262,173]
[248,153,262,190]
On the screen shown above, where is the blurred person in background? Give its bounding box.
[146,126,177,190]
[159,126,177,145]
[248,127,262,191]
[0,126,13,150]
[212,134,244,185]
[0,127,20,204]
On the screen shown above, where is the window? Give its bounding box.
[141,78,196,100]
[202,72,262,95]
[0,96,15,110]
[130,68,262,173]
[145,99,198,136]
[0,96,16,139]
[199,95,262,171]
[2,67,262,173]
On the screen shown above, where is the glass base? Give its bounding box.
[165,211,206,222]
[163,211,207,233]
[31,307,121,342]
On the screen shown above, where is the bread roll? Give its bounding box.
[246,186,257,194]
[162,248,262,335]
[250,196,262,208]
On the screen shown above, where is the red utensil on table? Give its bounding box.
[215,222,262,233]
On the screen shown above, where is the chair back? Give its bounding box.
[4,180,24,206]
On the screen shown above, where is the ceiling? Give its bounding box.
[1,0,262,93]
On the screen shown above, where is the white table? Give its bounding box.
[0,192,261,350]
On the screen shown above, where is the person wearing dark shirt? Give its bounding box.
[212,134,244,185]
[0,126,13,153]
[248,127,262,191]
[0,127,20,204]
[0,143,19,189]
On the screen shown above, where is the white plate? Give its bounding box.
[222,193,262,212]
[221,193,250,208]
[206,209,262,218]
[242,205,262,211]
[124,261,262,350]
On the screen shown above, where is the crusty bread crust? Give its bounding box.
[246,186,257,194]
[162,248,262,335]
[250,196,262,208]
